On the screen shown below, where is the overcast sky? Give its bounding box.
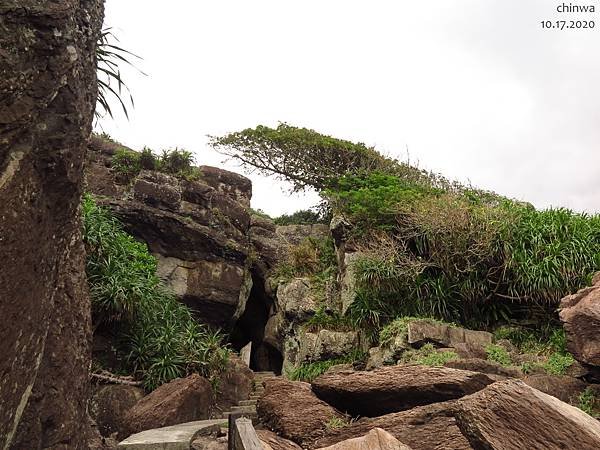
[98,0,600,216]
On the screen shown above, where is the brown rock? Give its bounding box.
[214,356,254,414]
[312,365,494,417]
[257,378,346,446]
[407,320,493,349]
[560,282,600,367]
[314,401,472,450]
[444,358,522,378]
[455,379,600,450]
[123,374,213,437]
[316,428,412,450]
[257,430,303,450]
[521,374,588,404]
[90,385,145,437]
[0,1,103,448]
[198,165,252,207]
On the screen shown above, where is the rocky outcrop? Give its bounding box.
[0,1,103,449]
[257,430,303,450]
[123,374,213,437]
[90,385,145,438]
[213,356,254,414]
[455,379,600,450]
[444,358,522,378]
[312,365,495,417]
[560,278,600,367]
[521,374,589,404]
[314,401,472,450]
[257,378,346,446]
[86,144,253,328]
[316,428,412,450]
[407,320,493,350]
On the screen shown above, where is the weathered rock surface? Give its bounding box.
[560,280,600,367]
[0,1,103,448]
[407,320,493,350]
[455,379,600,450]
[257,430,303,450]
[277,278,319,321]
[123,374,213,437]
[257,378,346,446]
[444,358,522,378]
[521,374,589,405]
[312,365,494,417]
[316,428,412,450]
[213,355,254,415]
[86,149,254,327]
[314,401,472,450]
[90,385,145,437]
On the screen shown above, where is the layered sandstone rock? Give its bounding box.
[257,378,346,446]
[0,1,103,448]
[560,278,600,367]
[312,365,494,417]
[455,379,600,450]
[123,374,213,437]
[316,428,412,450]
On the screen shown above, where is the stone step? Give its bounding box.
[238,399,257,406]
[117,419,227,449]
[231,405,257,413]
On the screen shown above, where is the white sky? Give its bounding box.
[98,0,600,216]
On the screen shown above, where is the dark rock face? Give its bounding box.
[560,280,600,367]
[0,1,103,449]
[455,379,600,450]
[521,374,589,404]
[314,401,472,450]
[257,378,346,446]
[123,374,213,438]
[312,365,494,417]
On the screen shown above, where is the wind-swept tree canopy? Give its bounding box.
[210,123,430,192]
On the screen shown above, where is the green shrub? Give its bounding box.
[325,417,349,430]
[400,343,458,366]
[140,147,158,170]
[112,148,141,178]
[83,194,229,390]
[485,344,512,366]
[286,351,365,382]
[304,307,353,332]
[274,209,328,225]
[543,352,574,375]
[578,387,599,417]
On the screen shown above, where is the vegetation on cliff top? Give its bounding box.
[83,195,229,390]
[213,123,600,331]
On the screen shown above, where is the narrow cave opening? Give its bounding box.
[229,272,283,374]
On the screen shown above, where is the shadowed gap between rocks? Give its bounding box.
[230,271,283,374]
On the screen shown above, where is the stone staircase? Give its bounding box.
[223,371,277,423]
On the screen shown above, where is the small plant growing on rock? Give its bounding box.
[578,387,599,417]
[400,343,458,367]
[112,148,141,179]
[543,352,574,375]
[326,417,349,430]
[139,147,158,170]
[485,344,512,366]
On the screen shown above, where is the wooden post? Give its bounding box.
[228,412,242,450]
[232,418,263,450]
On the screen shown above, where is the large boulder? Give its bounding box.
[316,428,412,450]
[455,379,600,449]
[257,378,346,446]
[123,374,213,437]
[278,278,319,322]
[90,385,145,437]
[407,320,493,350]
[0,1,103,448]
[213,356,254,415]
[559,280,600,367]
[257,430,303,450]
[314,401,472,450]
[521,374,589,404]
[312,365,494,417]
[444,358,522,378]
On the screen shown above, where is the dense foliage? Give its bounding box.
[83,195,228,390]
[111,146,199,181]
[328,172,600,328]
[215,124,600,331]
[273,209,328,225]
